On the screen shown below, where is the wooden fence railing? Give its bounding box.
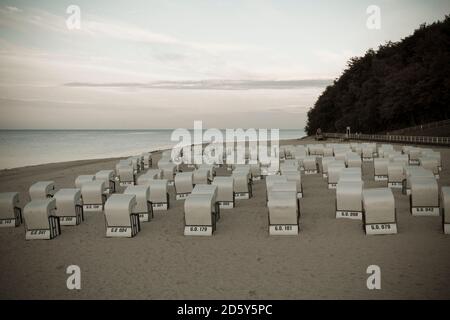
[323,133,450,146]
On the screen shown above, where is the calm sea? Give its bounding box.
[0,129,305,169]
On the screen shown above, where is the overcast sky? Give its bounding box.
[0,0,449,129]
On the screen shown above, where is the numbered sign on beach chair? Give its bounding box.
[184,193,216,236]
[24,198,60,240]
[0,192,22,227]
[410,176,439,216]
[336,181,363,220]
[104,194,140,238]
[124,185,153,222]
[29,181,55,200]
[212,176,235,209]
[81,181,106,212]
[362,188,397,235]
[54,189,83,226]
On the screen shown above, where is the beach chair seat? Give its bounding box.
[362,146,374,161]
[249,162,262,181]
[327,161,345,189]
[184,193,216,236]
[137,169,162,185]
[410,176,439,216]
[29,181,55,200]
[192,184,220,222]
[75,175,95,189]
[24,198,60,240]
[81,181,107,212]
[407,148,422,165]
[387,163,404,188]
[174,172,194,200]
[117,165,135,187]
[124,185,153,222]
[159,162,177,185]
[419,157,440,178]
[303,156,318,174]
[129,156,142,174]
[268,181,300,215]
[197,164,216,180]
[346,153,362,168]
[232,170,252,199]
[282,171,303,198]
[441,187,450,234]
[54,189,83,226]
[362,188,397,235]
[268,191,299,235]
[323,146,334,157]
[104,194,140,238]
[142,152,153,169]
[338,168,362,183]
[95,170,116,194]
[193,168,210,185]
[0,192,22,227]
[212,176,235,209]
[147,179,169,211]
[336,181,363,220]
[321,156,335,178]
[374,158,389,181]
[403,166,434,195]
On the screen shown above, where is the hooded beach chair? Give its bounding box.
[362,188,397,235]
[410,176,439,216]
[184,193,216,236]
[336,181,363,220]
[75,175,95,189]
[54,189,83,225]
[24,198,60,240]
[124,185,153,222]
[104,194,140,238]
[95,170,116,194]
[0,192,22,227]
[212,176,235,209]
[147,179,169,210]
[81,180,107,212]
[29,181,55,200]
[174,171,194,200]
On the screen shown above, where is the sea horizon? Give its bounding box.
[0,128,306,169]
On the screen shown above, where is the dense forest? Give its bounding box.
[305,16,450,135]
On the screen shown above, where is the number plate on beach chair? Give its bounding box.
[184,226,213,236]
[176,193,189,200]
[411,207,439,216]
[218,201,234,209]
[336,210,362,220]
[388,182,402,188]
[83,204,102,212]
[374,175,388,181]
[107,227,133,237]
[269,224,299,235]
[304,169,318,175]
[235,192,249,200]
[365,223,397,235]
[152,202,168,211]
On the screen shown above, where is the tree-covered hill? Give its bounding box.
[305,16,450,135]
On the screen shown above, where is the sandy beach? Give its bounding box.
[0,137,449,300]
